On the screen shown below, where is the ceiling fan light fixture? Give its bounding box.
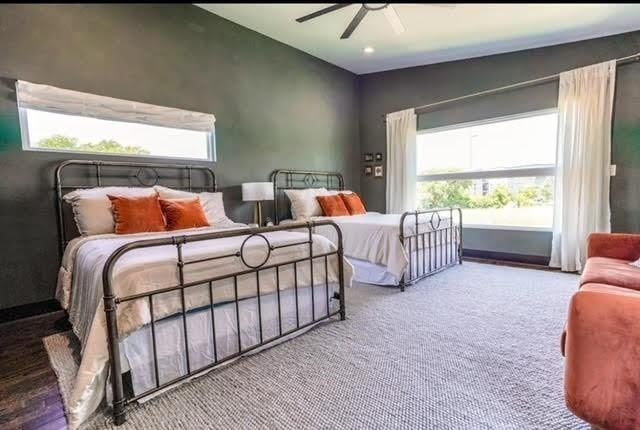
[363,3,389,12]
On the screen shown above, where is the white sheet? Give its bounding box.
[347,258,400,286]
[348,241,456,286]
[282,212,453,282]
[121,283,338,396]
[57,224,351,429]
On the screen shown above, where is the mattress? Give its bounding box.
[282,212,457,283]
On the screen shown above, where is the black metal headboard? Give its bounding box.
[55,159,217,255]
[270,169,344,224]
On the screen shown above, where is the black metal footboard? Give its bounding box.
[102,221,346,425]
[398,208,463,291]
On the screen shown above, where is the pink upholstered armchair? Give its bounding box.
[563,233,640,430]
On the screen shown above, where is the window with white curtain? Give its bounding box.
[17,81,216,161]
[416,109,558,230]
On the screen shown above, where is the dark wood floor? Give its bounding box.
[0,311,68,430]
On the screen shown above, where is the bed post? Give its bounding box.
[103,248,128,426]
[398,211,410,292]
[457,208,463,265]
[334,221,347,320]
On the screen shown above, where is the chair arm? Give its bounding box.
[587,233,640,261]
[564,284,640,429]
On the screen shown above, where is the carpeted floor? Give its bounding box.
[44,262,587,429]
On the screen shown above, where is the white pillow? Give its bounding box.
[631,258,640,268]
[284,188,328,220]
[63,186,157,236]
[154,186,231,226]
[284,188,354,219]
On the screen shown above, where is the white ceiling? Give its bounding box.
[197,3,640,74]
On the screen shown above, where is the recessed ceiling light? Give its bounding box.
[363,46,375,54]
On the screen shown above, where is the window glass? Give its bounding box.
[417,112,557,175]
[417,176,554,228]
[22,108,213,160]
[416,110,558,229]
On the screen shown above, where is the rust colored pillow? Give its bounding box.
[316,194,350,217]
[108,194,166,234]
[339,192,366,215]
[159,198,209,231]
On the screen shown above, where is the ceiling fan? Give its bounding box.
[296,3,456,40]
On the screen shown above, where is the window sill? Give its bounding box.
[463,224,552,233]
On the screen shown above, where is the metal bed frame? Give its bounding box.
[270,168,345,223]
[56,161,346,426]
[270,169,462,291]
[55,159,218,256]
[398,208,463,291]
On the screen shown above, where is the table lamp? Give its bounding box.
[242,182,274,226]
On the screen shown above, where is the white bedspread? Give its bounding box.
[283,212,453,280]
[56,224,351,429]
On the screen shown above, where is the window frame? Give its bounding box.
[19,107,217,162]
[416,108,558,232]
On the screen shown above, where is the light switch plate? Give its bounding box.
[610,164,617,176]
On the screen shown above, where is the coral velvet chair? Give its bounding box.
[563,233,640,430]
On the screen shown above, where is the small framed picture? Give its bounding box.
[364,153,374,162]
[363,165,373,176]
[374,165,383,178]
[375,152,383,161]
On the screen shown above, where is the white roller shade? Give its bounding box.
[16,80,215,132]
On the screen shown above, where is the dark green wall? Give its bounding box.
[2,4,639,309]
[359,31,640,259]
[0,4,359,309]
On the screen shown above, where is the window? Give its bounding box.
[416,110,558,229]
[17,81,216,161]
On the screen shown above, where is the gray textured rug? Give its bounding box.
[44,262,587,429]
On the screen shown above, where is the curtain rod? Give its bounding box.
[382,51,640,119]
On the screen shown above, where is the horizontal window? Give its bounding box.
[417,110,557,175]
[417,110,558,229]
[417,176,554,229]
[21,108,214,160]
[17,81,216,161]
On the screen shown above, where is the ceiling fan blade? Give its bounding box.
[383,5,405,34]
[296,4,353,23]
[340,6,368,39]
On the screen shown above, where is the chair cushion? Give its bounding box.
[581,257,640,291]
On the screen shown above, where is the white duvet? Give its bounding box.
[56,224,351,429]
[283,212,453,280]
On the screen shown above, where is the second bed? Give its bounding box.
[271,169,463,290]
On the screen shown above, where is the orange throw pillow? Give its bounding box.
[316,194,350,217]
[159,198,209,231]
[108,194,166,234]
[339,192,366,215]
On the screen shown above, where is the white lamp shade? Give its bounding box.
[242,182,274,201]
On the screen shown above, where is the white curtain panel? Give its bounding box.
[16,80,216,132]
[385,108,417,213]
[550,60,616,272]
